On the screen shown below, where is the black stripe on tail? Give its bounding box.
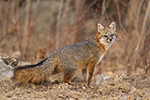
[15,57,48,71]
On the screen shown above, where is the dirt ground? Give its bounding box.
[0,72,150,100]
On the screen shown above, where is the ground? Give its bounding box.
[0,72,150,100]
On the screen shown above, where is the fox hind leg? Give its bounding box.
[63,67,76,85]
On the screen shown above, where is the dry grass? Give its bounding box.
[0,73,150,99]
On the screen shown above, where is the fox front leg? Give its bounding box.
[82,67,87,80]
[87,58,96,87]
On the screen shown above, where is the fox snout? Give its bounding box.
[108,38,112,42]
[108,34,117,43]
[101,34,116,44]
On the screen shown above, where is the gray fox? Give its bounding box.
[1,22,117,87]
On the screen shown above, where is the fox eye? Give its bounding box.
[111,34,114,37]
[103,35,108,37]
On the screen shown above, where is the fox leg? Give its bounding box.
[87,58,96,87]
[82,68,87,80]
[63,67,76,85]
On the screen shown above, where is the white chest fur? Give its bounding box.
[97,54,104,65]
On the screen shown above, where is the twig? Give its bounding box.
[0,33,8,42]
[114,0,127,34]
[75,0,86,41]
[102,0,106,15]
[16,0,23,60]
[56,0,64,49]
[134,0,144,35]
[24,0,31,59]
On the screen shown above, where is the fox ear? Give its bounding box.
[109,22,116,31]
[97,23,105,32]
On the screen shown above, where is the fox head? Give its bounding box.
[95,22,117,50]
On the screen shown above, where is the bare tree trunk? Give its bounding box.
[56,0,64,49]
[24,0,31,59]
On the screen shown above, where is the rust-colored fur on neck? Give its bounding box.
[94,32,106,53]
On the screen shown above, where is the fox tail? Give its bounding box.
[0,57,52,84]
[13,57,52,84]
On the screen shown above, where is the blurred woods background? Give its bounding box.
[0,0,150,75]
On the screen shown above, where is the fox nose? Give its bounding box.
[108,39,112,42]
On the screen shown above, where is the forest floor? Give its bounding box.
[0,70,150,100]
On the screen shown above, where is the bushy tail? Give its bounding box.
[0,55,56,84]
[13,58,51,84]
[13,66,49,84]
[0,58,14,79]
